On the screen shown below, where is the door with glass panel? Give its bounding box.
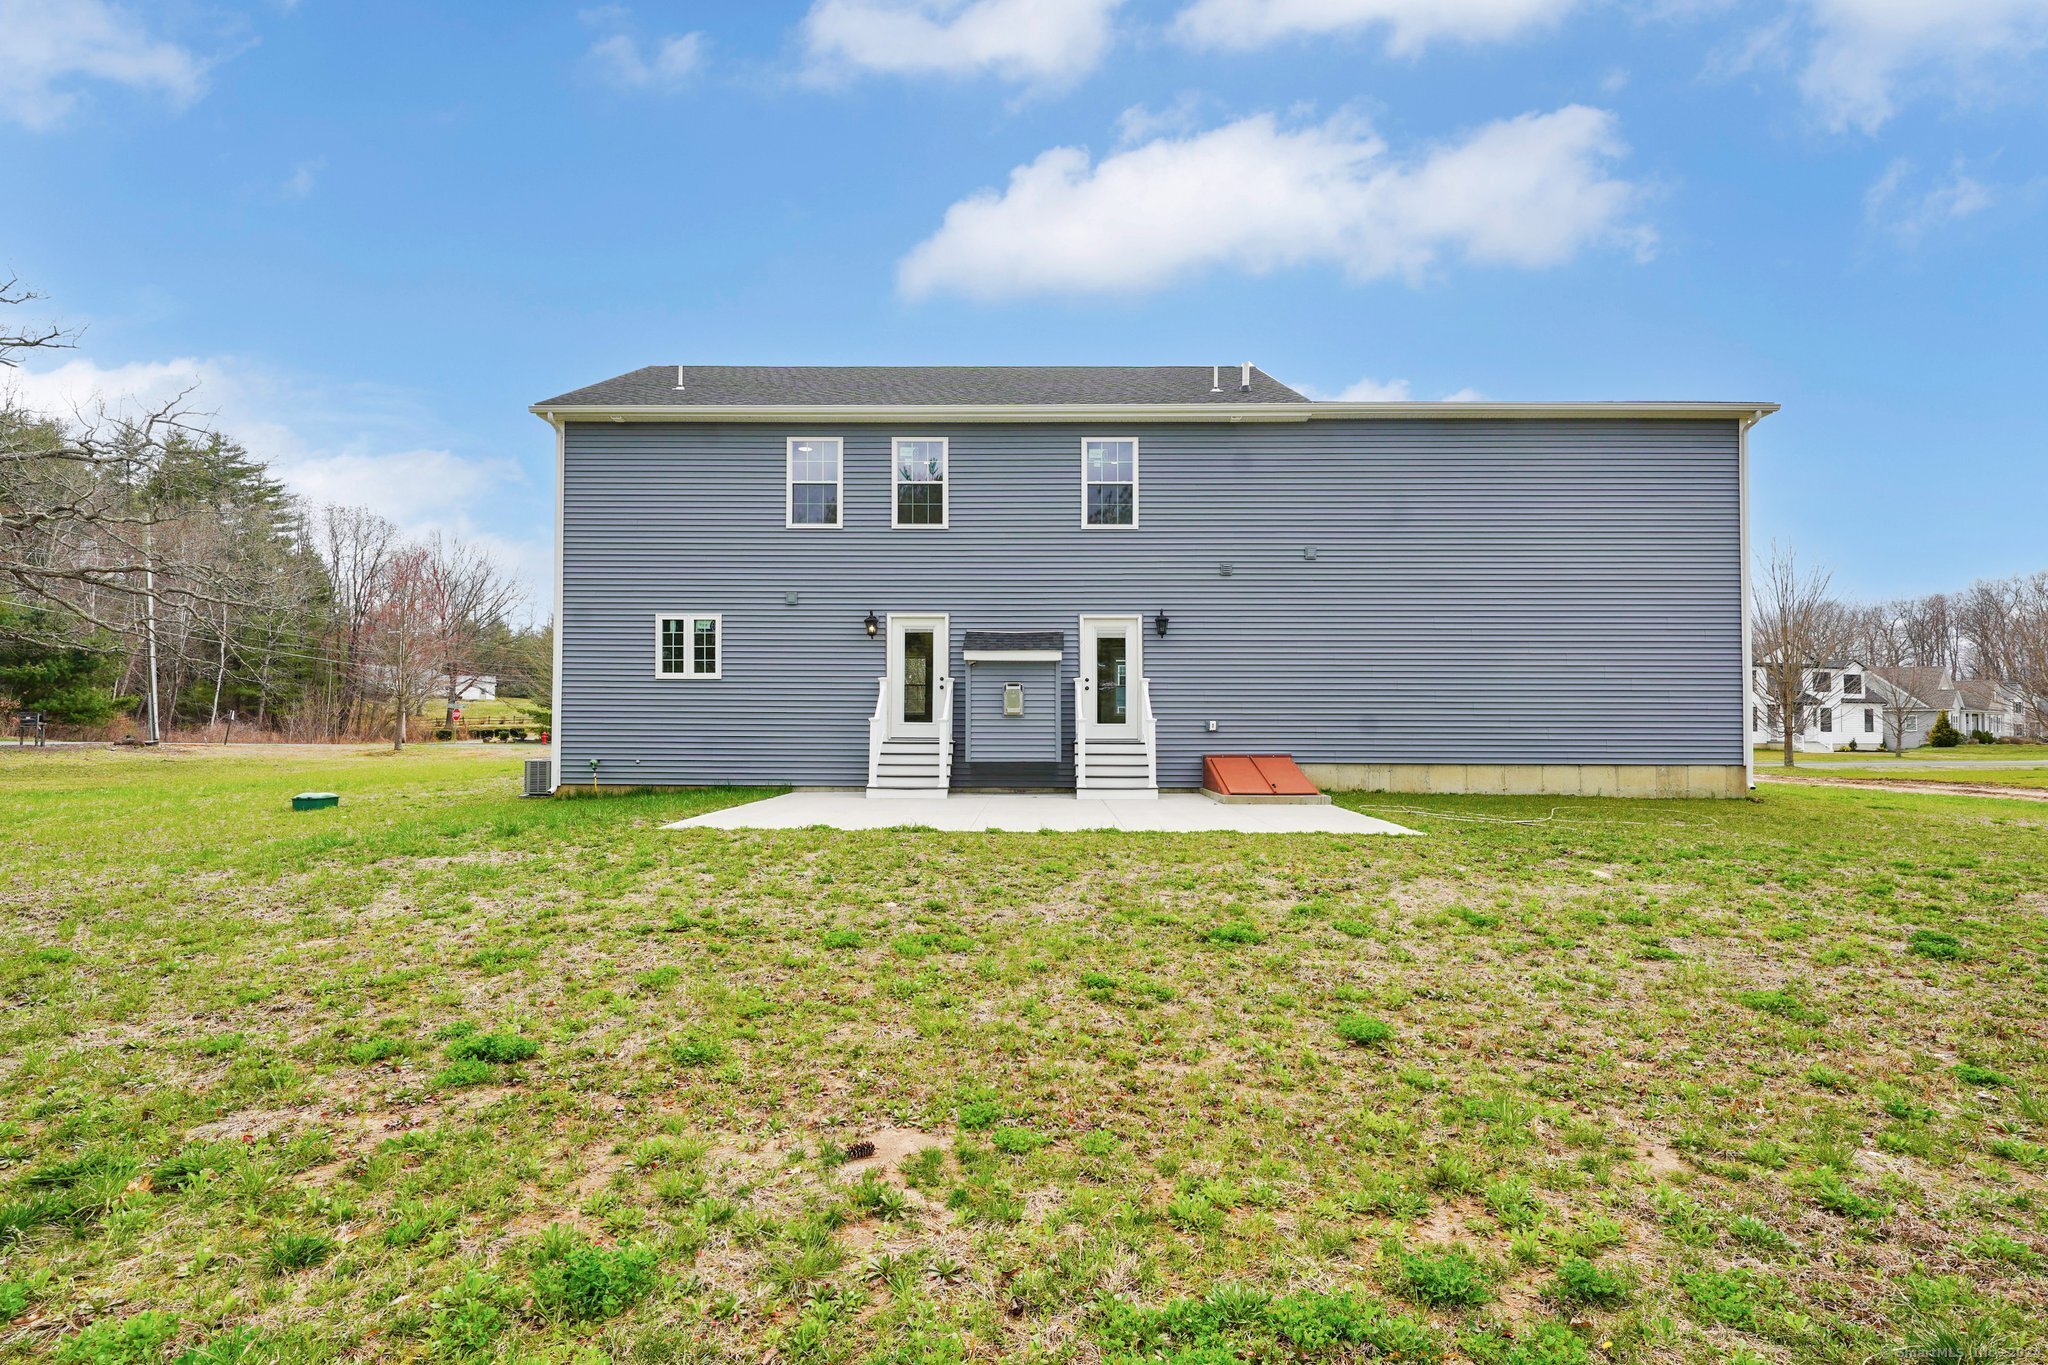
[1079,616,1141,742]
[886,614,949,739]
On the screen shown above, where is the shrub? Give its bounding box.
[1551,1255,1631,1306]
[1335,1015,1395,1048]
[432,728,453,741]
[1396,1247,1490,1308]
[528,1236,658,1321]
[445,1032,539,1065]
[1971,729,1996,744]
[1928,711,1962,747]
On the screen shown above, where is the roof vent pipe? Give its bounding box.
[1240,361,1252,393]
[1210,366,1221,393]
[674,366,685,391]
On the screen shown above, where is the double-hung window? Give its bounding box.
[1083,438,1137,527]
[787,438,842,528]
[655,614,721,680]
[1819,706,1833,733]
[892,438,948,528]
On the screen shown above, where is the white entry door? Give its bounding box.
[1078,615,1142,743]
[886,614,949,739]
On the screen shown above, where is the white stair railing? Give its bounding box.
[867,675,888,788]
[1074,676,1091,782]
[1139,676,1157,789]
[936,676,955,785]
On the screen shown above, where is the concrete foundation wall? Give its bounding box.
[1300,763,1751,799]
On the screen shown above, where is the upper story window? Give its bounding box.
[1843,673,1863,697]
[787,438,842,528]
[1083,438,1137,528]
[656,614,721,680]
[1812,671,1832,694]
[893,438,948,529]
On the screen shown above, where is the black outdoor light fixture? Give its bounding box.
[1154,609,1170,638]
[864,610,880,639]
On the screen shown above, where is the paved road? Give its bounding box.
[1768,759,2048,771]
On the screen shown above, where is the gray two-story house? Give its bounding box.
[536,365,1773,799]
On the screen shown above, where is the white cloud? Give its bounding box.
[1171,0,1582,55]
[282,159,322,199]
[0,0,209,130]
[2,355,550,614]
[1863,158,1995,243]
[584,31,705,90]
[801,0,1123,85]
[899,106,1649,301]
[1310,376,1487,401]
[1799,0,2048,133]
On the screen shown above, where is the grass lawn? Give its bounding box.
[2,748,2045,1364]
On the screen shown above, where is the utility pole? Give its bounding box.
[143,522,162,745]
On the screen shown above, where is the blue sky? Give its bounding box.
[4,0,2045,614]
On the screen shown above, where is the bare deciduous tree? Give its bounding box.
[1753,545,1850,767]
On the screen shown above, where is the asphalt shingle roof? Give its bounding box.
[536,365,1307,408]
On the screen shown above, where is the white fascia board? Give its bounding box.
[530,400,1778,425]
[963,649,1063,663]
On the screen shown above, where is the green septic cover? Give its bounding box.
[292,792,340,809]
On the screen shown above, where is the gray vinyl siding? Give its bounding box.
[966,662,1061,763]
[558,419,1744,787]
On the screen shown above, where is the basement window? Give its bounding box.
[656,614,721,680]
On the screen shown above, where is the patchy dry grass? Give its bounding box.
[2,746,2045,1363]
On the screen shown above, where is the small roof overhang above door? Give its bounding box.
[963,629,1063,663]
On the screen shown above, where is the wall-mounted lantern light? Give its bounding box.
[864,610,880,639]
[1154,610,1170,638]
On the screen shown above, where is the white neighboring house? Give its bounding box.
[1753,663,2032,751]
[1753,662,1900,752]
[359,667,497,702]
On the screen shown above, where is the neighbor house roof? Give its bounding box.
[1867,667,1956,711]
[530,365,1778,424]
[1954,679,2009,709]
[537,365,1305,409]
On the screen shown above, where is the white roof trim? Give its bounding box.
[531,401,1778,426]
[964,649,1062,663]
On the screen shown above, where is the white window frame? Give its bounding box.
[786,437,843,530]
[1080,437,1139,530]
[654,613,723,680]
[890,436,950,530]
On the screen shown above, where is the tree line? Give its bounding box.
[0,278,543,746]
[1753,545,2048,764]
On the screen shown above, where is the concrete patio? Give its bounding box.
[665,791,1417,834]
